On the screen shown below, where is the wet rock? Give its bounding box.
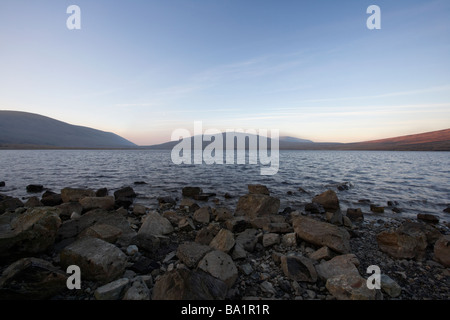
[280,255,317,283]
[176,242,212,268]
[123,278,150,300]
[392,207,402,213]
[137,211,173,237]
[198,250,238,288]
[96,188,108,197]
[24,196,43,208]
[193,193,216,201]
[157,196,176,209]
[443,207,450,214]
[126,245,139,256]
[193,206,211,224]
[326,210,343,226]
[94,278,129,300]
[346,208,363,221]
[41,192,62,206]
[304,202,325,214]
[235,194,280,219]
[248,184,270,195]
[78,223,123,243]
[26,184,44,193]
[0,197,24,214]
[225,217,252,233]
[152,268,228,300]
[209,229,235,253]
[370,205,384,213]
[0,257,67,299]
[376,222,428,260]
[293,216,351,254]
[380,274,402,298]
[182,187,203,197]
[326,274,376,300]
[56,202,83,221]
[312,190,340,213]
[0,207,61,259]
[61,188,96,203]
[0,181,4,187]
[113,187,136,208]
[262,233,280,248]
[308,246,332,261]
[179,198,200,213]
[315,254,360,281]
[417,213,439,224]
[79,196,115,211]
[235,229,260,252]
[433,235,450,267]
[132,204,147,216]
[60,237,127,283]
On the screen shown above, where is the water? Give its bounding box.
[0,150,449,222]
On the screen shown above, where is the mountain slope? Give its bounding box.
[0,110,136,148]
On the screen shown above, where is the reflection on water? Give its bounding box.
[0,150,449,222]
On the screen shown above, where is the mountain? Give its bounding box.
[145,129,450,151]
[0,110,137,148]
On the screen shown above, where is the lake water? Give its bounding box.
[0,150,449,223]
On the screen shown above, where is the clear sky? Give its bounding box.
[0,0,449,145]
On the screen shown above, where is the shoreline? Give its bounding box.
[0,184,449,300]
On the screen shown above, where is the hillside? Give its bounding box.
[0,111,137,148]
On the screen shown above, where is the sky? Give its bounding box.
[0,0,449,145]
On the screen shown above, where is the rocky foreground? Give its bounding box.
[0,184,449,300]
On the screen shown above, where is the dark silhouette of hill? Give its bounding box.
[0,110,136,148]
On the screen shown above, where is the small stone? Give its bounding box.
[346,208,363,221]
[209,229,235,253]
[123,278,150,300]
[240,263,253,276]
[417,213,439,224]
[262,233,280,248]
[380,274,402,298]
[133,204,147,215]
[260,281,276,295]
[0,181,5,187]
[193,206,211,224]
[126,245,139,256]
[370,205,384,213]
[343,216,353,228]
[308,246,332,261]
[281,233,297,247]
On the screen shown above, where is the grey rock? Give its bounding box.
[209,229,235,253]
[198,250,238,288]
[280,255,317,283]
[94,278,130,300]
[176,242,212,268]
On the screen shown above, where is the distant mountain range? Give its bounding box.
[0,110,449,151]
[0,111,136,148]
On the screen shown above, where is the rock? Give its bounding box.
[326,210,343,226]
[264,222,292,233]
[193,193,216,201]
[137,211,173,237]
[262,233,280,248]
[304,202,325,214]
[308,246,332,261]
[193,206,211,224]
[417,213,439,224]
[433,235,450,267]
[0,207,61,259]
[214,207,234,221]
[235,194,280,219]
[79,223,123,243]
[346,208,363,221]
[176,242,212,268]
[315,254,360,281]
[96,188,108,197]
[60,237,127,283]
[209,229,235,253]
[26,184,44,193]
[178,218,195,232]
[260,281,276,295]
[224,192,233,199]
[380,274,402,298]
[179,198,200,213]
[41,192,62,206]
[130,257,159,274]
[123,278,150,300]
[248,184,270,195]
[182,187,203,197]
[79,196,115,211]
[326,274,376,300]
[280,255,317,283]
[157,196,176,210]
[370,205,384,213]
[152,268,227,300]
[392,207,401,214]
[444,207,450,214]
[235,229,260,252]
[133,204,147,215]
[24,196,43,208]
[293,216,351,254]
[198,250,238,288]
[0,181,4,187]
[126,245,139,256]
[195,224,220,245]
[0,197,23,214]
[281,233,297,247]
[0,257,67,299]
[231,244,248,260]
[114,186,136,199]
[225,217,252,233]
[162,211,182,225]
[312,190,340,212]
[56,202,82,221]
[61,188,96,203]
[94,278,130,300]
[376,222,428,260]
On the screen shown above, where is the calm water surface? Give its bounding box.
[0,150,449,222]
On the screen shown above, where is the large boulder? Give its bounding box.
[293,216,350,253]
[235,194,280,219]
[137,211,174,237]
[61,188,96,203]
[0,257,67,300]
[60,237,127,283]
[0,207,61,259]
[152,268,227,300]
[209,229,235,253]
[434,235,450,267]
[315,254,360,281]
[198,250,238,288]
[312,190,340,212]
[376,222,429,260]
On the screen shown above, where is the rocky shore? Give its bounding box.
[0,183,449,300]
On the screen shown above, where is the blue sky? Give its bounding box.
[0,0,449,145]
